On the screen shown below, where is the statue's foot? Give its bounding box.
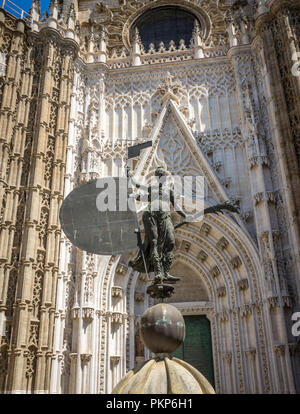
[154,275,163,284]
[163,274,180,284]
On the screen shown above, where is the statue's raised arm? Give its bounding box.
[170,188,186,219]
[126,165,149,193]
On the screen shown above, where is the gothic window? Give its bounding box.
[132,6,199,49]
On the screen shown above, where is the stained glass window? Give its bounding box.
[132,6,199,50]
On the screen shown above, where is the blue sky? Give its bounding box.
[15,0,50,14]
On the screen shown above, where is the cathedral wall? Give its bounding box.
[0,6,77,393]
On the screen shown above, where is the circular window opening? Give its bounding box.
[132,6,199,50]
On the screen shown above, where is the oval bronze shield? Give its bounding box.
[59,178,139,255]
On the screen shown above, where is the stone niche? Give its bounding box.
[165,261,209,303]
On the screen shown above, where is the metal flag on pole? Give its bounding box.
[59,178,139,255]
[127,140,152,159]
[59,141,153,258]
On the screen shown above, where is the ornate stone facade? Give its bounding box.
[0,0,300,394]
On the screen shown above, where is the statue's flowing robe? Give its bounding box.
[129,209,174,273]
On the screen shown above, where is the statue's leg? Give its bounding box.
[162,220,180,283]
[162,251,173,278]
[143,211,163,282]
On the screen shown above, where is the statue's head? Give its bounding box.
[154,166,167,178]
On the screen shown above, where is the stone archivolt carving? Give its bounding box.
[216,237,229,250]
[116,263,128,276]
[82,307,95,321]
[134,292,145,303]
[197,250,208,262]
[138,273,148,282]
[253,191,275,205]
[181,240,191,253]
[248,155,269,168]
[72,305,80,319]
[238,278,249,291]
[241,211,251,222]
[112,286,123,299]
[81,354,92,363]
[222,352,232,363]
[239,304,253,318]
[210,266,220,278]
[110,312,124,325]
[218,310,229,322]
[217,286,227,297]
[110,355,121,367]
[245,348,256,358]
[200,223,212,237]
[267,296,279,309]
[177,220,243,309]
[204,214,269,391]
[231,256,242,269]
[273,344,285,357]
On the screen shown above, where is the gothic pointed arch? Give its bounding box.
[134,98,229,202]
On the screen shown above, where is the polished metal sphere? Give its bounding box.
[140,303,185,354]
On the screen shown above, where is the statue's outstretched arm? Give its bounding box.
[174,201,239,230]
[202,202,240,216]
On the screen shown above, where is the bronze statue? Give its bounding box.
[128,166,239,286]
[129,166,185,284]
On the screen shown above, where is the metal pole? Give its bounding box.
[135,228,150,282]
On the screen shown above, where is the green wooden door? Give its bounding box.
[172,315,215,387]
